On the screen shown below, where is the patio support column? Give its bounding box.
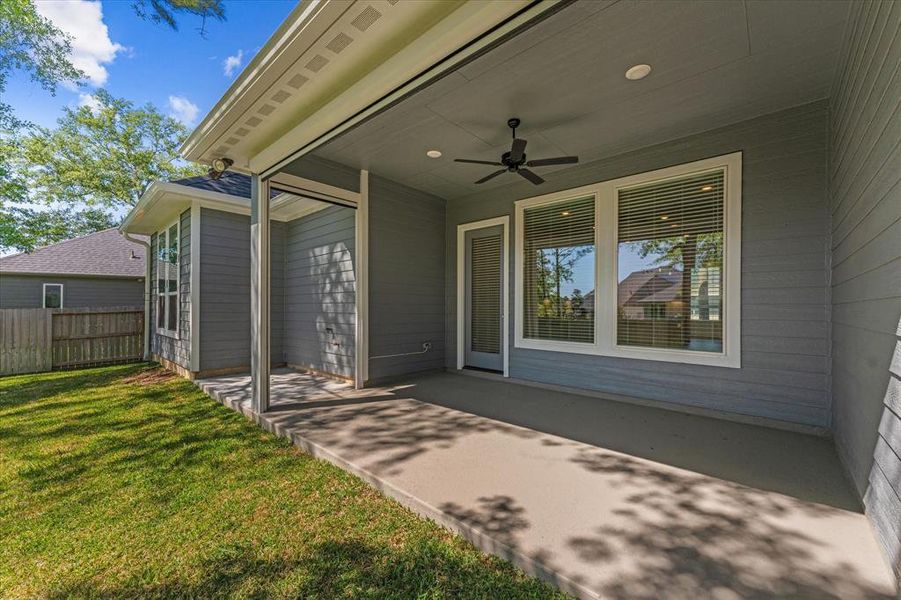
[250,173,270,414]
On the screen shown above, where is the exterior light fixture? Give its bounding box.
[208,157,234,180]
[426,149,442,158]
[625,64,652,81]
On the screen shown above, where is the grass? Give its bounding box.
[0,364,566,599]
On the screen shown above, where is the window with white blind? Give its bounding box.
[521,195,596,344]
[514,152,741,368]
[156,221,179,336]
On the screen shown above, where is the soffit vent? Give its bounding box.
[271,90,292,103]
[245,116,263,127]
[226,137,240,145]
[387,0,399,5]
[351,5,381,32]
[287,73,309,89]
[305,54,329,73]
[326,32,354,54]
[257,104,277,116]
[235,127,250,137]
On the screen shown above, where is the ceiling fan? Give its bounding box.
[454,118,578,185]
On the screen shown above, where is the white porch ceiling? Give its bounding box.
[311,0,851,200]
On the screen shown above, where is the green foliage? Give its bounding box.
[534,246,593,318]
[0,205,115,253]
[0,365,565,598]
[628,232,724,269]
[19,89,204,210]
[132,0,226,32]
[0,0,84,129]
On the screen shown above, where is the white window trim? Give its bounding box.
[514,152,742,368]
[42,283,63,309]
[156,218,181,338]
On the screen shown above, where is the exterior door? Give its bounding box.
[464,226,505,372]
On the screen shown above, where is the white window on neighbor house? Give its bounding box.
[42,283,63,308]
[515,152,741,368]
[156,220,179,336]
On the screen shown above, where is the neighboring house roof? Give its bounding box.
[618,269,681,307]
[0,229,147,278]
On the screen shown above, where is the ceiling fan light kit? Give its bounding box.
[454,118,579,185]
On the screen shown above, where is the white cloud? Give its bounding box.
[77,93,101,113]
[168,95,199,126]
[223,50,244,77]
[34,0,124,87]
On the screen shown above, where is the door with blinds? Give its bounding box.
[464,226,505,372]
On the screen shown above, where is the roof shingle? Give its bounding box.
[0,229,147,278]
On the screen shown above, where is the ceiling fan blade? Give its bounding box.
[510,138,527,163]
[475,169,507,184]
[518,168,545,185]
[525,156,579,167]
[454,158,503,166]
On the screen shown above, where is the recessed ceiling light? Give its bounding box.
[700,185,714,192]
[561,210,571,216]
[426,149,442,158]
[660,215,669,220]
[625,64,652,81]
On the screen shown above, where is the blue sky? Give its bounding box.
[6,0,297,129]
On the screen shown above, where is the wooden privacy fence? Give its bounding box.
[0,307,144,376]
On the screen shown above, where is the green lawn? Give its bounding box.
[0,364,565,599]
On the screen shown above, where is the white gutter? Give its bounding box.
[121,231,152,361]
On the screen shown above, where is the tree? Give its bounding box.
[19,89,204,211]
[132,0,226,34]
[2,90,204,253]
[0,0,83,128]
[534,246,593,318]
[0,206,115,253]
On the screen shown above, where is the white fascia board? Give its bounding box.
[120,182,251,235]
[180,0,343,163]
[251,0,535,175]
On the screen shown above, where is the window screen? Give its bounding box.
[522,196,595,343]
[617,170,724,352]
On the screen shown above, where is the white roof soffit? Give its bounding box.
[181,0,546,175]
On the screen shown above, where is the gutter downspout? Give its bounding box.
[122,232,152,361]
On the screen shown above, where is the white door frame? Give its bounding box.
[456,215,509,377]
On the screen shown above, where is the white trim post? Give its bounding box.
[354,170,370,388]
[189,202,202,372]
[250,174,271,413]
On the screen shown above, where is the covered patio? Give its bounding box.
[197,369,895,599]
[179,0,901,593]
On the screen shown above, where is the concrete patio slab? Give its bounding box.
[197,369,897,599]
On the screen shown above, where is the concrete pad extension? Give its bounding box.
[197,369,897,599]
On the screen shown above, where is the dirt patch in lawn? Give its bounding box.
[121,367,177,385]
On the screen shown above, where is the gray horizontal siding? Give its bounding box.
[199,208,284,372]
[283,205,356,378]
[446,101,832,427]
[0,274,143,309]
[829,0,901,578]
[368,175,446,381]
[150,209,191,369]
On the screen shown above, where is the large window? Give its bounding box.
[156,221,179,335]
[617,170,724,353]
[522,195,595,344]
[515,153,740,367]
